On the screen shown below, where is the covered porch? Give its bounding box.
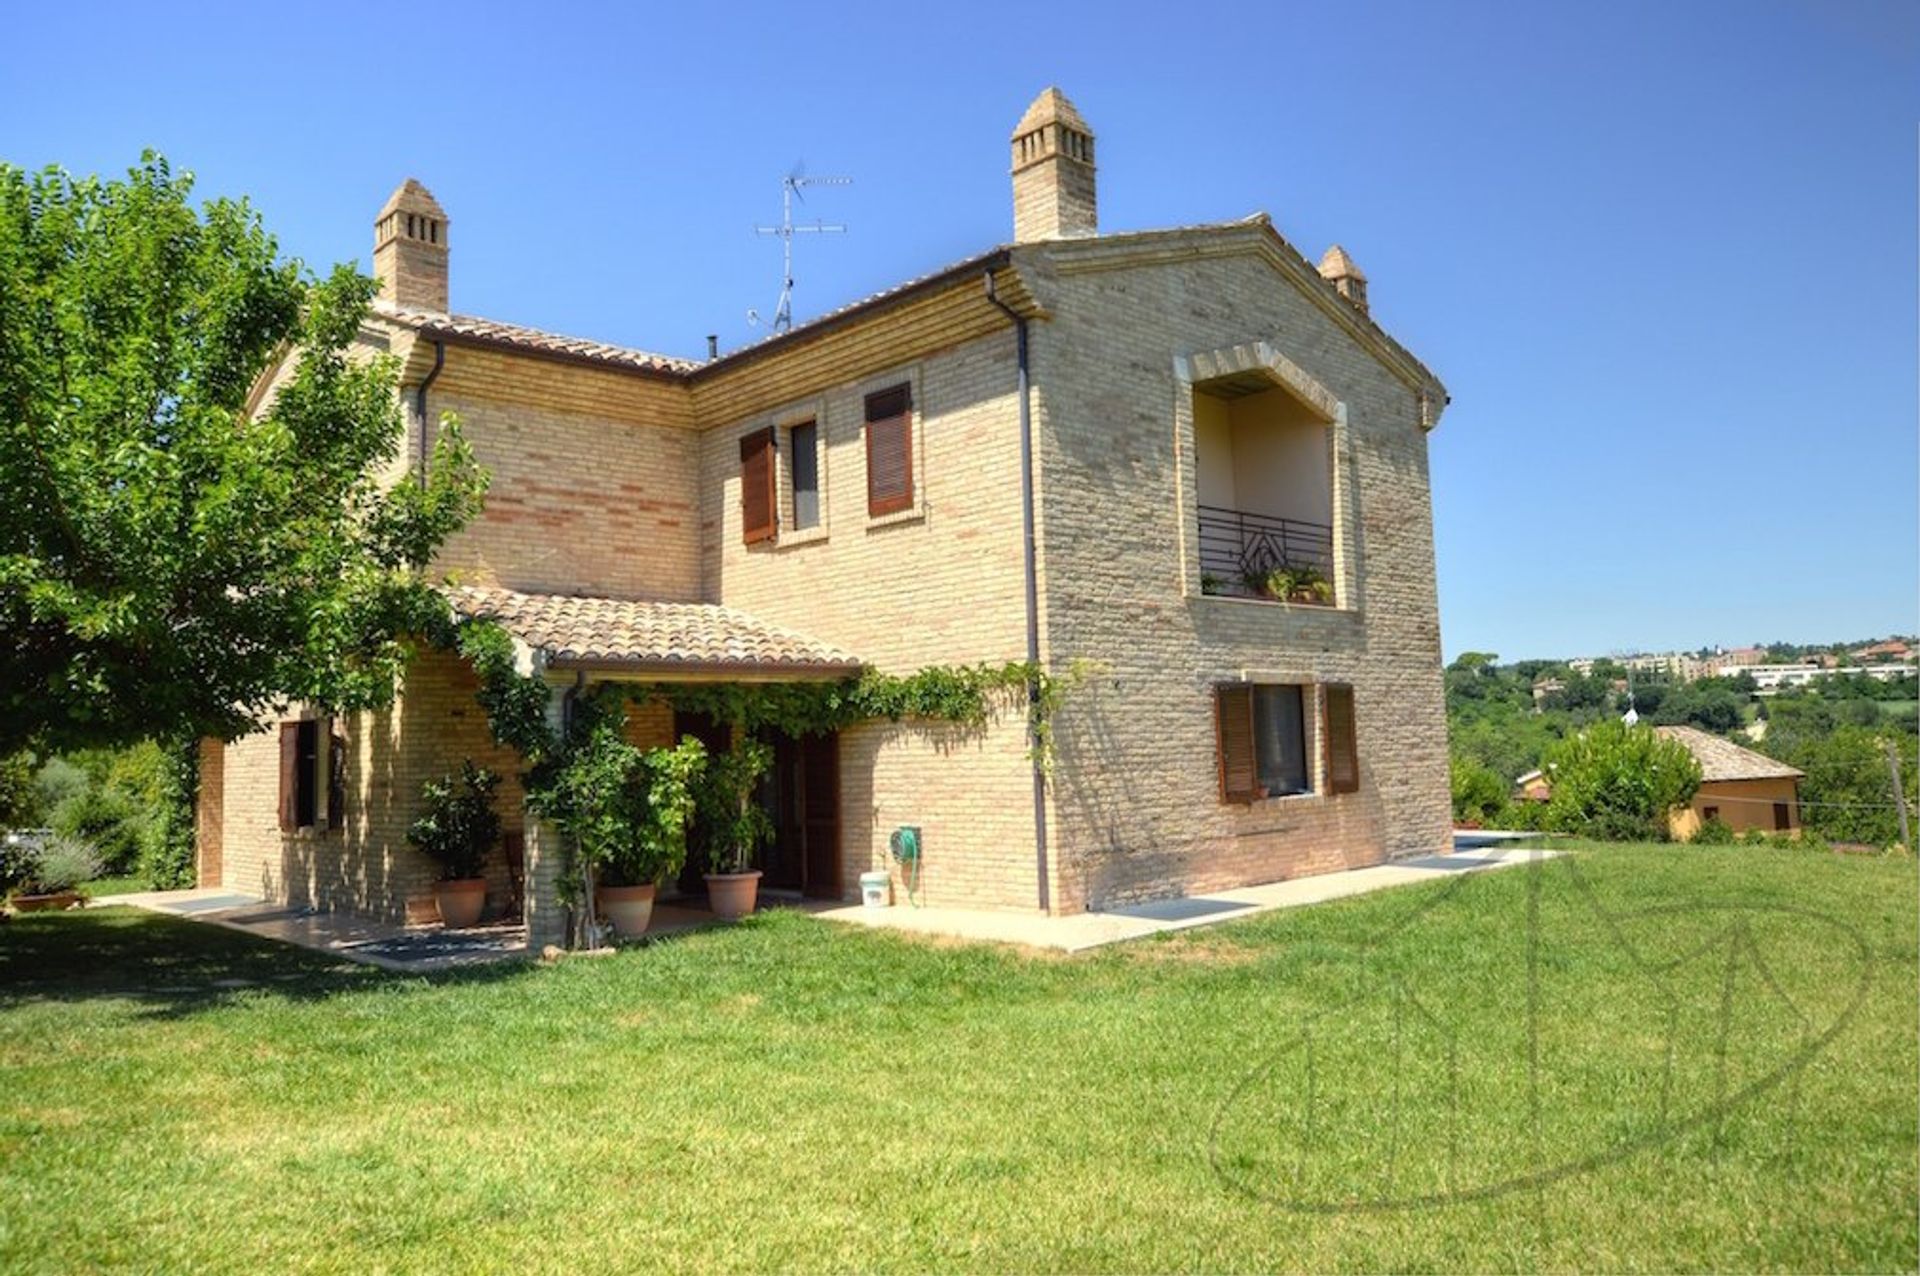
[445,585,866,950]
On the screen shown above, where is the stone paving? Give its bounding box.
[97,844,1556,967]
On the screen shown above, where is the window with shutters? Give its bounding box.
[864,383,914,518]
[1215,683,1356,804]
[739,426,777,545]
[788,420,821,531]
[278,719,325,832]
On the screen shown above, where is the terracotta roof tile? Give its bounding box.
[444,586,862,676]
[376,302,696,374]
[1655,725,1804,782]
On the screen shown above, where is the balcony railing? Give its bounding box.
[1197,505,1334,602]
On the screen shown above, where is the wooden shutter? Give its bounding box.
[277,721,300,832]
[1214,684,1257,804]
[1324,684,1359,794]
[327,721,347,834]
[739,427,777,544]
[864,385,914,517]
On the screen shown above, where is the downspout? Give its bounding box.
[414,338,445,485]
[984,270,1051,913]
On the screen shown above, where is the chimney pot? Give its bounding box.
[374,179,450,312]
[1317,245,1368,315]
[1010,87,1097,243]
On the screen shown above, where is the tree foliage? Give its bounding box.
[1539,721,1702,842]
[0,155,486,753]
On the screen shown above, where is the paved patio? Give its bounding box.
[818,846,1555,953]
[96,845,1553,966]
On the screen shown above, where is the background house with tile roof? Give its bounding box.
[1655,725,1804,840]
[200,87,1454,945]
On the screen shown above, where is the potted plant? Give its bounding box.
[3,833,101,912]
[698,738,775,921]
[595,737,705,939]
[1260,562,1334,605]
[406,761,502,929]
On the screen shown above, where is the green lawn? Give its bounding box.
[2,844,1914,1273]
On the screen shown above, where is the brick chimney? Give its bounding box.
[373,179,449,312]
[1317,245,1367,315]
[1010,87,1096,242]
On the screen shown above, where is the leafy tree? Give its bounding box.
[0,156,486,754]
[1539,720,1702,842]
[1449,751,1508,824]
[0,751,38,827]
[1652,682,1745,734]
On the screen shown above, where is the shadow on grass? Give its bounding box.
[0,908,542,1020]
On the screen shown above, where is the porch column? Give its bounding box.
[522,671,571,952]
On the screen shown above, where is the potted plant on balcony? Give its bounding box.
[1261,563,1334,605]
[2,833,101,913]
[698,738,775,921]
[595,737,705,939]
[406,761,502,929]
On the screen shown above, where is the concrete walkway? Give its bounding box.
[96,846,1554,966]
[817,846,1555,953]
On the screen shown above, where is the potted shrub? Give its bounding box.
[1261,563,1334,605]
[3,833,102,912]
[406,761,502,929]
[698,738,775,921]
[595,737,705,939]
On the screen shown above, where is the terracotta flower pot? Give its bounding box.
[9,891,82,913]
[433,878,487,929]
[598,882,656,938]
[704,870,762,921]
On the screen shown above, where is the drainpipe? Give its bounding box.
[984,270,1050,913]
[414,338,445,485]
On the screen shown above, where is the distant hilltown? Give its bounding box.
[1555,636,1916,691]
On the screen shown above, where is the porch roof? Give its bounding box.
[444,586,864,680]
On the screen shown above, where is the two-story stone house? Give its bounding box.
[200,88,1452,947]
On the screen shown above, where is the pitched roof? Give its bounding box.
[375,301,696,375]
[444,586,862,677]
[1014,86,1093,137]
[1655,725,1804,782]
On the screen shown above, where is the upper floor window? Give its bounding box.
[790,420,821,531]
[864,384,914,517]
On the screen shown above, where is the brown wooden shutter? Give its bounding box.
[1324,684,1359,794]
[739,427,777,544]
[327,721,347,834]
[1214,684,1257,804]
[864,385,914,517]
[277,721,300,832]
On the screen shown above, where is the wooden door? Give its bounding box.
[800,732,840,899]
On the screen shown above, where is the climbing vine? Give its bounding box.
[430,607,1088,944]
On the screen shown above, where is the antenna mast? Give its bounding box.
[748,164,850,333]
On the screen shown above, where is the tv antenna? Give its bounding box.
[747,163,850,334]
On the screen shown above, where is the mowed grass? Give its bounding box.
[1,844,1914,1273]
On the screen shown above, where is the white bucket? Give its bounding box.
[859,870,892,908]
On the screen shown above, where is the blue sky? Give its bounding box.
[3,0,1914,661]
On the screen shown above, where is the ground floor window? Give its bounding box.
[278,718,343,833]
[1215,681,1359,804]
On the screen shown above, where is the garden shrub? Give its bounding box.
[1540,720,1702,842]
[52,785,146,874]
[1691,815,1736,845]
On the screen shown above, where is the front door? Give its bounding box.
[765,731,841,897]
[671,714,839,900]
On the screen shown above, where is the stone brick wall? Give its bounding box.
[1017,240,1451,911]
[425,345,700,600]
[214,649,673,921]
[698,331,1041,909]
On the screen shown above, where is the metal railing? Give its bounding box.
[1197,505,1334,601]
